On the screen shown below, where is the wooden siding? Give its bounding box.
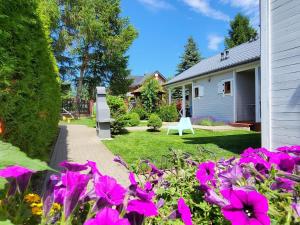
[270,0,300,148]
[192,72,234,122]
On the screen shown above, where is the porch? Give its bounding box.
[167,66,261,128]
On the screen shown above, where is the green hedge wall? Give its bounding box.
[0,0,60,161]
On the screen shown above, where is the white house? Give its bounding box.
[165,39,261,127]
[261,0,300,149]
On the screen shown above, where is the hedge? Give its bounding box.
[0,0,60,161]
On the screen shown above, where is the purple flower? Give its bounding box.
[63,171,90,219]
[219,165,243,190]
[148,163,163,177]
[84,208,130,225]
[127,199,158,217]
[0,165,34,194]
[277,146,300,155]
[221,189,270,225]
[292,203,300,218]
[178,197,193,225]
[196,161,215,185]
[204,189,228,207]
[59,161,88,172]
[218,157,236,168]
[271,177,295,191]
[239,156,271,175]
[114,156,129,170]
[270,153,295,173]
[94,175,126,206]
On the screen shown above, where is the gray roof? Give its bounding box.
[130,71,166,87]
[166,39,260,86]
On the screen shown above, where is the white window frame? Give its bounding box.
[222,79,233,96]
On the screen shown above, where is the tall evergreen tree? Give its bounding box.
[177,37,201,75]
[225,13,258,49]
[52,0,137,103]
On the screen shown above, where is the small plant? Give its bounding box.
[131,106,148,120]
[147,114,162,131]
[124,113,140,127]
[107,95,127,134]
[198,118,225,126]
[158,104,178,122]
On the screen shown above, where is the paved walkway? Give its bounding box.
[48,125,129,186]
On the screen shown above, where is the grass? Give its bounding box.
[59,117,96,128]
[103,129,261,167]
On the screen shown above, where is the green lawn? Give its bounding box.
[103,129,261,166]
[59,117,96,128]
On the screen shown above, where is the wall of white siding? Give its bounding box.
[192,72,234,122]
[270,0,300,148]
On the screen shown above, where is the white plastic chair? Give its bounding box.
[167,117,195,136]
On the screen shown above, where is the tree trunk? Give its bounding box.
[76,48,89,118]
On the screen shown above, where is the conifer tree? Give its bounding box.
[225,13,258,49]
[176,37,201,75]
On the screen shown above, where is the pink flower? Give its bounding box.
[84,208,129,225]
[63,171,90,219]
[292,203,300,218]
[0,165,34,194]
[59,161,88,172]
[178,197,193,225]
[127,199,158,217]
[270,153,295,173]
[221,189,270,225]
[95,175,126,206]
[196,161,215,185]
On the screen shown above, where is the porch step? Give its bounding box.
[229,122,261,132]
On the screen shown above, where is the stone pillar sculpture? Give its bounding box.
[96,87,113,139]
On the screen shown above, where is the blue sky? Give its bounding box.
[121,0,259,78]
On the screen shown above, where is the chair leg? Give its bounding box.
[191,129,195,134]
[167,129,170,135]
[179,129,182,136]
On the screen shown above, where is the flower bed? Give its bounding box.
[0,146,299,224]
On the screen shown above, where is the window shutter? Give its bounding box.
[199,86,204,97]
[217,82,224,94]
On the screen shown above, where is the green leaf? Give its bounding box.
[0,220,14,225]
[0,177,7,190]
[0,141,53,172]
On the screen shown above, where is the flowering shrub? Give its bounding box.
[0,146,299,225]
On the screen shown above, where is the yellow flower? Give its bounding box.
[30,202,43,208]
[52,203,61,211]
[31,206,43,216]
[24,193,41,203]
[50,203,62,215]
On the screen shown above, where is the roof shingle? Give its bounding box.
[166,39,260,85]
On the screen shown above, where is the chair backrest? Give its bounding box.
[178,117,192,129]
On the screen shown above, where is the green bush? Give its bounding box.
[0,0,60,161]
[131,107,148,120]
[147,114,162,131]
[107,95,127,134]
[158,104,178,122]
[107,95,127,117]
[123,113,140,127]
[198,118,225,126]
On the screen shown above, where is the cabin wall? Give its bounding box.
[192,72,234,122]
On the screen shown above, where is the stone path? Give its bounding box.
[48,125,129,186]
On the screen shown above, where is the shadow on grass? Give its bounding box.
[182,133,261,155]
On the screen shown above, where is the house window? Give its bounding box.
[194,87,199,98]
[224,81,231,95]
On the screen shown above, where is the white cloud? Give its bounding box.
[220,0,259,26]
[182,0,230,21]
[138,0,173,10]
[208,34,224,51]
